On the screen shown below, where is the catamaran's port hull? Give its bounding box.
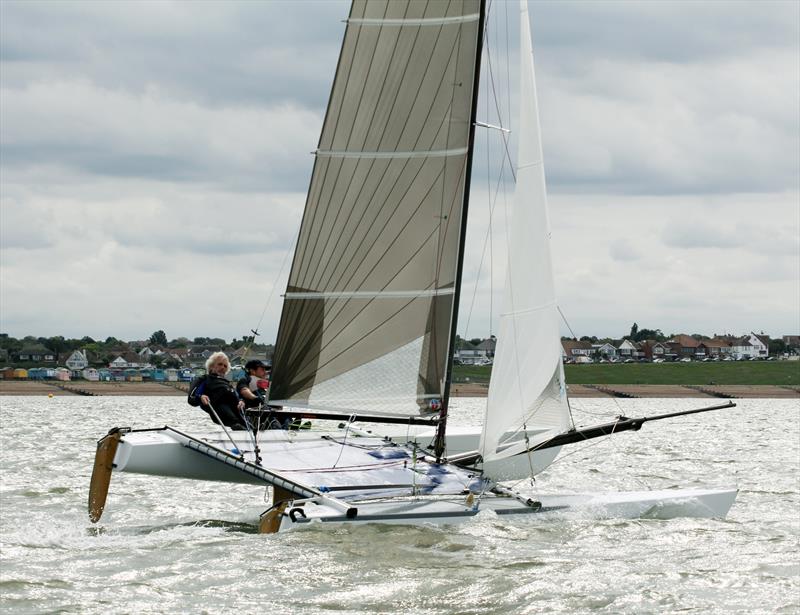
[112,425,561,483]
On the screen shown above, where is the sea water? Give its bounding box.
[0,396,797,614]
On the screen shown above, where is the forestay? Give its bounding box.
[271,0,482,417]
[480,0,572,462]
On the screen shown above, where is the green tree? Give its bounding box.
[769,339,787,356]
[629,323,639,339]
[44,336,69,361]
[149,330,168,346]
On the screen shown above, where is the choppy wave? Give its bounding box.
[0,397,798,614]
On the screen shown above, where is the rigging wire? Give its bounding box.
[558,305,579,341]
[332,414,356,469]
[240,225,300,363]
[461,1,515,343]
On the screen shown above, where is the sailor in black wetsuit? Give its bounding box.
[237,359,283,429]
[187,352,247,430]
[236,359,270,408]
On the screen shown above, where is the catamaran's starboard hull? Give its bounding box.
[276,487,738,531]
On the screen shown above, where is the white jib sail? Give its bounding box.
[480,0,572,463]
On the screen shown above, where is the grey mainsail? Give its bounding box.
[271,0,483,417]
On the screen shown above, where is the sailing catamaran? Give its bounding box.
[89,0,737,533]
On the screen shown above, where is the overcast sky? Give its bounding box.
[1,0,798,343]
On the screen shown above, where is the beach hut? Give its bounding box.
[125,368,143,382]
[83,368,100,381]
[112,371,126,382]
[152,368,166,382]
[13,368,28,380]
[98,369,113,382]
[139,367,154,381]
[0,367,14,380]
[178,368,194,382]
[54,368,71,381]
[164,368,179,382]
[43,368,56,379]
[28,368,45,380]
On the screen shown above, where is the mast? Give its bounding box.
[434,0,487,462]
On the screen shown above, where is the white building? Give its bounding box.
[731,333,769,359]
[65,350,89,370]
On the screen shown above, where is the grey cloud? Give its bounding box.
[530,1,799,65]
[0,0,347,109]
[609,242,641,262]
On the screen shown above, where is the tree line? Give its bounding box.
[0,330,272,364]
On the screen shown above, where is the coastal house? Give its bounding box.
[639,340,668,361]
[593,342,617,360]
[782,335,800,349]
[561,339,593,361]
[476,337,496,359]
[139,346,166,361]
[667,335,702,359]
[455,341,481,364]
[616,339,639,359]
[65,350,90,370]
[698,339,731,358]
[13,344,55,363]
[109,352,144,369]
[166,348,190,364]
[730,333,769,359]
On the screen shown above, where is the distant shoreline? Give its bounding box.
[0,380,796,399]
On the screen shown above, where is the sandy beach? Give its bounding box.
[0,380,796,399]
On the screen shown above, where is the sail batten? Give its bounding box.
[272,0,482,417]
[316,147,469,158]
[347,14,480,27]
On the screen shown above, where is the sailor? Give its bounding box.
[237,359,270,408]
[187,352,247,430]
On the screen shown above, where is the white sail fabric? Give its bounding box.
[480,0,571,462]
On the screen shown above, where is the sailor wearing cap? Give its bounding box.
[237,359,271,408]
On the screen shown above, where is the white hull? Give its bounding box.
[277,487,738,531]
[112,424,561,484]
[97,425,737,534]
